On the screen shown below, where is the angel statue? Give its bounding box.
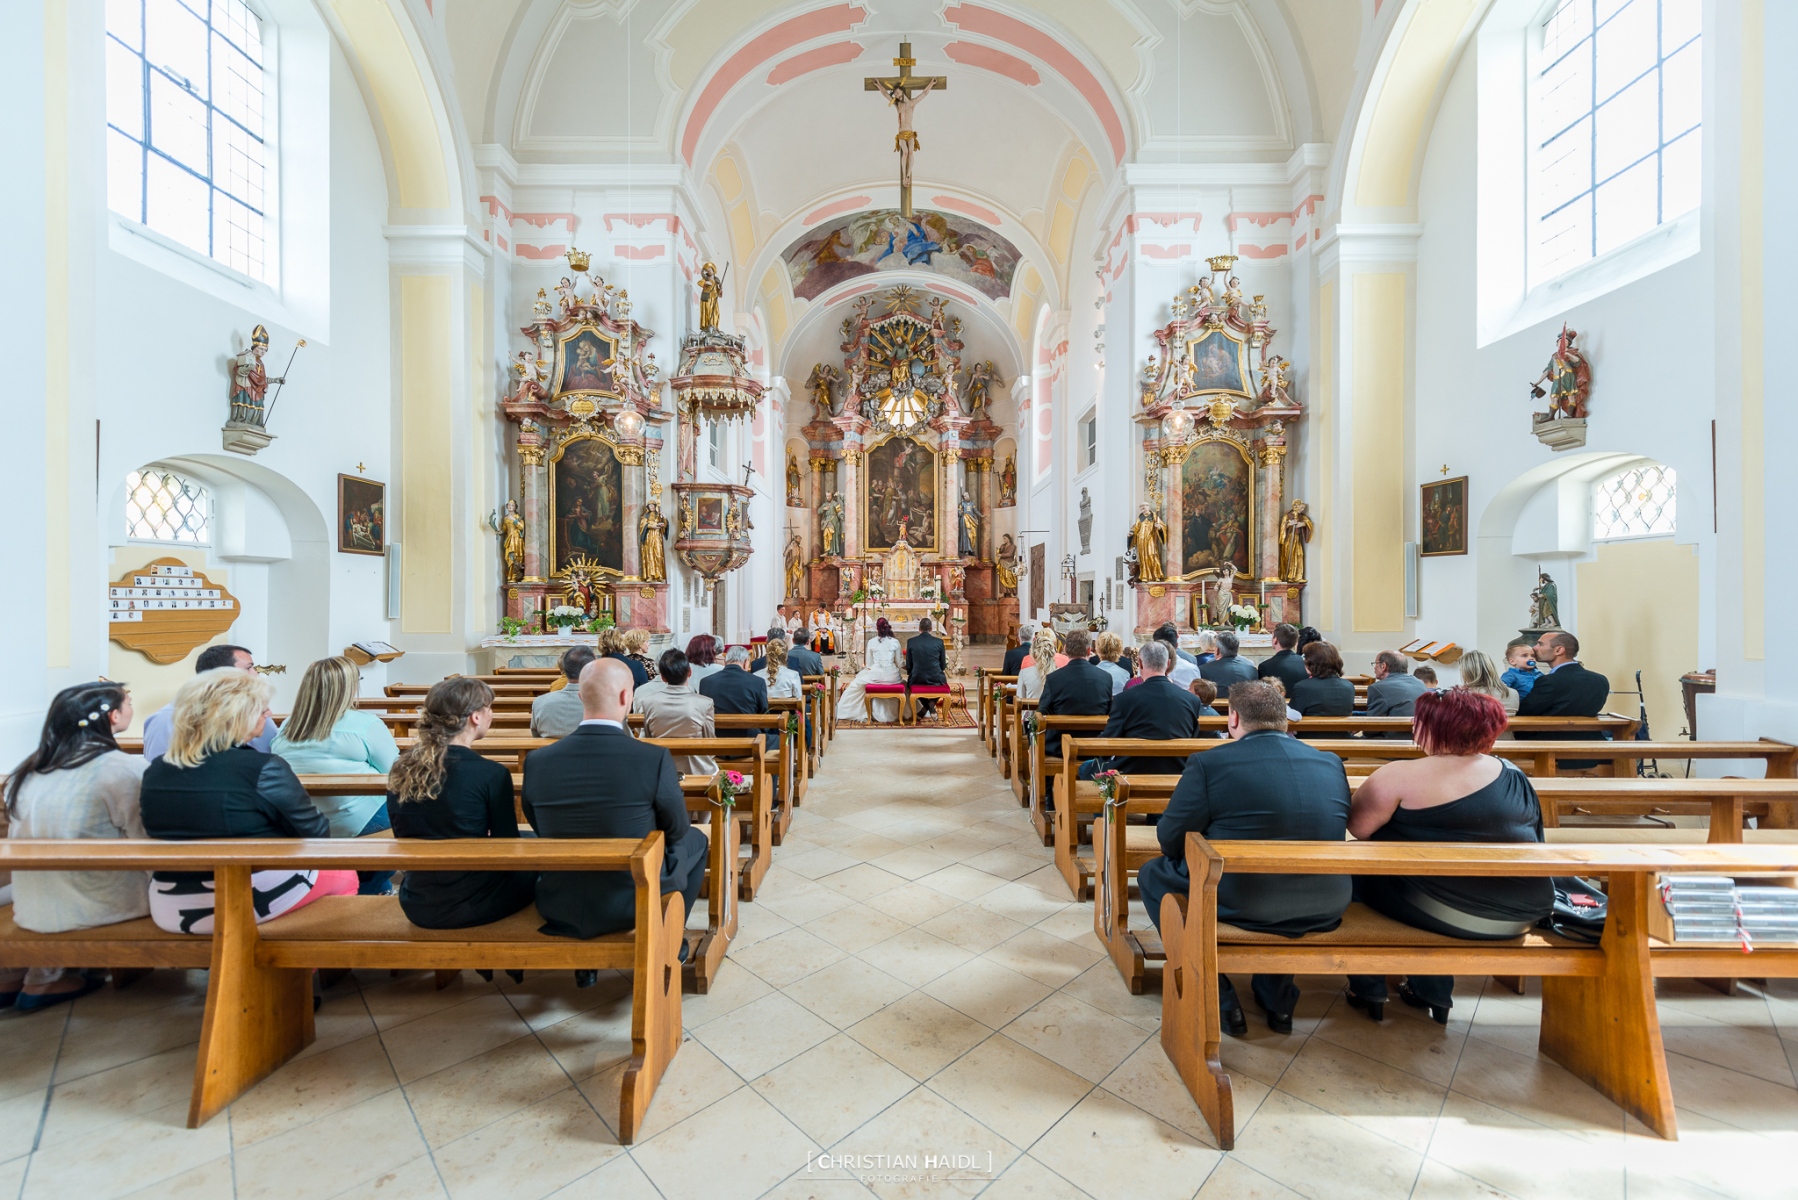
[555,277,579,314]
[532,288,553,319]
[500,500,526,583]
[961,361,1002,415]
[807,363,842,418]
[1277,499,1313,583]
[1258,356,1293,408]
[1129,504,1167,583]
[638,500,668,583]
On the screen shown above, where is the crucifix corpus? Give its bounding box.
[865,41,947,219]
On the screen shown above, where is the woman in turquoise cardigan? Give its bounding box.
[272,656,399,893]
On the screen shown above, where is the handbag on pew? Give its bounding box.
[1537,877,1608,944]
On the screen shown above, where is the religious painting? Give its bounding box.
[550,326,619,400]
[1179,439,1255,576]
[1184,329,1250,397]
[549,436,624,575]
[863,435,938,552]
[696,496,724,533]
[782,208,1022,302]
[1421,476,1468,557]
[336,475,384,556]
[1029,542,1045,617]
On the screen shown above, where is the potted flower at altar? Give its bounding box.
[1226,602,1260,632]
[546,605,586,633]
[586,612,616,633]
[498,616,528,643]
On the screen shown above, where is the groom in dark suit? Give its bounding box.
[904,617,948,717]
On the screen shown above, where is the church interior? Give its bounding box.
[4,0,1797,1195]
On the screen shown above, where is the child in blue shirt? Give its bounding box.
[1501,643,1542,698]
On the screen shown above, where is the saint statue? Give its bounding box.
[1078,488,1093,555]
[957,489,980,558]
[998,454,1017,507]
[996,534,1019,597]
[1277,499,1313,583]
[638,500,668,583]
[807,363,841,418]
[1531,325,1590,419]
[697,262,724,332]
[885,521,921,599]
[818,492,845,557]
[786,454,803,506]
[1529,570,1561,629]
[961,361,1001,415]
[1129,504,1167,583]
[784,533,806,600]
[726,499,745,540]
[229,325,284,427]
[500,500,526,583]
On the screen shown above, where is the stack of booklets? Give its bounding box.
[1734,886,1798,944]
[1659,875,1798,945]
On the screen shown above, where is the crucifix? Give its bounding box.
[865,41,947,219]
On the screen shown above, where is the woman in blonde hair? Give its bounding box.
[388,678,535,930]
[762,637,804,700]
[622,628,656,678]
[140,669,355,934]
[1094,631,1129,695]
[1016,629,1065,701]
[598,625,649,687]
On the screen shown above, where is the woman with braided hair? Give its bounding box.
[1016,629,1065,701]
[387,678,536,930]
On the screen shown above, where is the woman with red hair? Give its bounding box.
[1342,689,1553,1024]
[685,634,723,686]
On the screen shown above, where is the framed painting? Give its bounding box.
[1184,328,1251,397]
[1421,476,1468,556]
[550,324,620,401]
[1178,438,1255,576]
[548,435,625,574]
[696,496,725,533]
[863,435,938,552]
[337,474,385,556]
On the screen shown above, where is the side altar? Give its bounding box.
[793,287,1016,643]
[498,249,672,632]
[1130,256,1312,636]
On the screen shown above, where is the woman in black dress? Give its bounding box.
[387,678,535,929]
[1343,689,1554,1023]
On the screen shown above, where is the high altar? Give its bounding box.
[498,250,672,631]
[1133,255,1308,635]
[795,287,1016,641]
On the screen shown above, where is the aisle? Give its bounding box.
[0,728,1793,1199]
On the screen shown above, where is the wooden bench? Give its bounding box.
[0,836,685,1141]
[981,675,1017,753]
[297,773,741,994]
[1056,738,1211,900]
[1025,714,1110,844]
[1159,836,1798,1148]
[800,678,829,768]
[1007,697,1037,797]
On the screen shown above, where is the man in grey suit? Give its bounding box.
[1197,630,1258,699]
[530,644,596,738]
[786,629,824,678]
[632,649,717,775]
[1364,650,1427,716]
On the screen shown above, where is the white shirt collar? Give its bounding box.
[1548,659,1580,673]
[579,718,624,729]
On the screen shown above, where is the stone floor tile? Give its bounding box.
[751,1034,917,1146]
[232,1087,429,1200]
[1228,1088,1424,1200]
[803,902,912,954]
[783,956,914,1029]
[1001,991,1150,1084]
[630,1085,820,1200]
[1028,1088,1221,1200]
[431,1086,621,1199]
[857,927,975,987]
[691,991,837,1080]
[728,926,848,989]
[921,957,1055,1030]
[828,1086,1021,1200]
[379,993,536,1084]
[1276,1036,1446,1154]
[848,992,992,1080]
[926,1034,1091,1147]
[581,1037,742,1143]
[405,1032,576,1147]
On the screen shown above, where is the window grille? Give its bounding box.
[126,469,211,544]
[1593,463,1676,540]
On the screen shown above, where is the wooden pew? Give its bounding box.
[1056,738,1209,899]
[1007,697,1036,795]
[769,697,810,804]
[801,678,828,767]
[1158,836,1798,1149]
[984,677,1016,756]
[298,774,740,994]
[0,835,685,1142]
[994,683,1016,766]
[1026,715,1109,845]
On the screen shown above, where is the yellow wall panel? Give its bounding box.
[1577,540,1699,740]
[1314,279,1334,630]
[1355,0,1476,208]
[1060,154,1091,201]
[400,275,453,634]
[1047,203,1075,266]
[714,154,744,203]
[330,0,451,209]
[728,203,756,267]
[1351,273,1405,632]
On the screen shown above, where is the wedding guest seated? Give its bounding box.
[686,635,723,685]
[1186,678,1226,736]
[388,679,535,930]
[1193,630,1218,666]
[762,639,805,701]
[1198,631,1257,698]
[1296,626,1324,654]
[1516,631,1611,766]
[1501,643,1542,699]
[1344,689,1555,1024]
[701,645,776,750]
[634,649,717,776]
[531,646,595,738]
[622,628,657,679]
[1079,641,1211,780]
[1137,680,1353,1036]
[785,630,824,679]
[273,655,402,895]
[750,628,785,673]
[600,627,650,688]
[2,682,148,1011]
[1257,624,1308,692]
[1036,631,1112,806]
[1016,630,1063,701]
[1290,641,1356,735]
[1002,623,1037,677]
[1457,650,1520,717]
[1162,627,1202,688]
[141,644,275,761]
[1156,623,1198,667]
[1365,651,1426,716]
[140,670,355,934]
[1414,666,1440,691]
[523,659,707,980]
[1094,632,1130,695]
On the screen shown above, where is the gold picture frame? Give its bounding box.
[1181,326,1253,399]
[547,431,628,577]
[549,321,622,403]
[862,433,939,554]
[1171,434,1256,580]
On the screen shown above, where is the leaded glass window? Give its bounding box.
[126,469,211,544]
[1593,463,1676,540]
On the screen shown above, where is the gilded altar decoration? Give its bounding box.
[996,534,1019,596]
[500,500,526,582]
[841,287,964,436]
[671,482,753,590]
[806,363,843,418]
[1278,499,1313,582]
[864,436,937,551]
[998,453,1017,507]
[697,262,724,332]
[223,324,304,455]
[882,524,922,599]
[638,498,669,583]
[1529,324,1591,450]
[556,556,613,617]
[960,360,1002,416]
[1129,505,1167,583]
[784,533,806,600]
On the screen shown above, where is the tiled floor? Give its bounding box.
[4,727,1798,1199]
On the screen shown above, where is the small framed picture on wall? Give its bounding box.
[1420,476,1468,557]
[337,474,386,556]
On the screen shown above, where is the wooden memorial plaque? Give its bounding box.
[107,558,240,664]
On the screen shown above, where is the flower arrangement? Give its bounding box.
[920,580,941,602]
[786,712,801,737]
[1093,769,1121,806]
[1022,712,1040,745]
[715,769,751,807]
[1226,602,1259,631]
[867,581,887,600]
[546,605,586,632]
[498,616,529,641]
[586,612,616,633]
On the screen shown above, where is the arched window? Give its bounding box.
[126,468,211,545]
[105,0,269,280]
[1532,0,1700,284]
[1592,462,1676,541]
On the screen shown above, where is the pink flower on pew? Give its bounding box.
[715,769,751,806]
[1093,770,1121,805]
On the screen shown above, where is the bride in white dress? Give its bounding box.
[835,617,904,724]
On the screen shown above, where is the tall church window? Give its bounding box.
[1532,0,1700,284]
[126,468,211,544]
[1592,463,1676,541]
[106,0,269,281]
